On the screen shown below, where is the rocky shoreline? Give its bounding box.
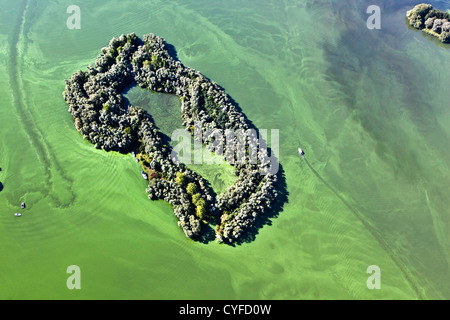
[407,3,450,43]
[63,33,281,243]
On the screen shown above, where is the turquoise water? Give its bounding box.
[0,0,449,299]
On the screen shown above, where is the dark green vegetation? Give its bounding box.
[407,3,450,43]
[63,33,283,244]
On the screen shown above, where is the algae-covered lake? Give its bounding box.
[0,0,449,299]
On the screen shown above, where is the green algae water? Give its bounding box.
[0,0,449,299]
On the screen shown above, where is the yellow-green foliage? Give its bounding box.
[175,172,186,186]
[195,198,206,220]
[186,182,197,195]
[192,193,201,205]
[143,60,151,68]
[102,103,111,112]
[151,55,166,68]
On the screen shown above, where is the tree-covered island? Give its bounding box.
[407,3,450,43]
[63,33,282,244]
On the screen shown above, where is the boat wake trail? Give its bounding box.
[8,0,75,208]
[301,156,424,300]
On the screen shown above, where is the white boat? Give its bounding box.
[298,148,305,156]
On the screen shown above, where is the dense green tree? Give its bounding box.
[192,193,201,205]
[195,198,207,220]
[175,172,186,186]
[186,182,197,195]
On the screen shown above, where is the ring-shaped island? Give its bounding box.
[63,33,285,244]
